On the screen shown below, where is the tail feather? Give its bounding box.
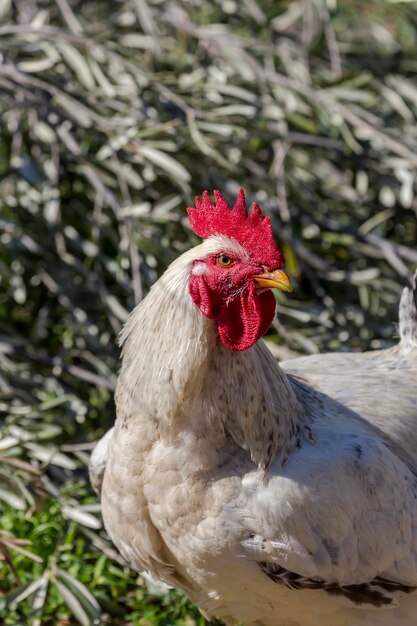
[399,270,417,352]
[89,427,114,496]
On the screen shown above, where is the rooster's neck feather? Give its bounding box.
[116,240,302,471]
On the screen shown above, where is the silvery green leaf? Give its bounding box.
[381,85,414,121]
[0,537,43,563]
[119,34,155,49]
[32,572,49,626]
[140,146,191,182]
[216,84,257,102]
[62,505,102,529]
[57,43,95,91]
[25,443,77,470]
[118,203,151,218]
[4,576,46,608]
[209,104,257,117]
[54,580,92,626]
[0,487,26,510]
[39,395,73,411]
[32,121,56,144]
[55,94,93,128]
[18,57,57,73]
[350,268,380,284]
[0,436,19,450]
[56,568,102,618]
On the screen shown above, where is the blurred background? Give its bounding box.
[0,0,416,624]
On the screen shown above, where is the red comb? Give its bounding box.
[187,188,285,270]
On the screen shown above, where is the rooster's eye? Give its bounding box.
[217,254,233,268]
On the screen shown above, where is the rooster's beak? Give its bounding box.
[253,269,292,293]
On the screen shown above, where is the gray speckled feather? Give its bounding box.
[281,273,417,470]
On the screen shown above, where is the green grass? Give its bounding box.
[0,497,207,625]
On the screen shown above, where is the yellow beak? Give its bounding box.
[253,269,292,293]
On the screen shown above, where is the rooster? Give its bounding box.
[90,189,417,626]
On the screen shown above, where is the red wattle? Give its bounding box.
[218,285,276,351]
[189,274,218,319]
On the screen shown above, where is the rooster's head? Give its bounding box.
[187,189,291,352]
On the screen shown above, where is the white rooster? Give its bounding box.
[90,189,417,626]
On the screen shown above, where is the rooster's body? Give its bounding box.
[91,191,417,626]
